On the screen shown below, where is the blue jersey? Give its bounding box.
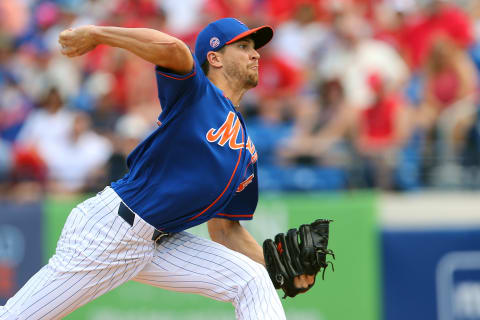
[111,56,259,232]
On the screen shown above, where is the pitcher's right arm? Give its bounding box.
[58,25,193,74]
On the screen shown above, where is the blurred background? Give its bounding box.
[0,0,480,319]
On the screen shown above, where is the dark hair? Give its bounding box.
[201,60,210,75]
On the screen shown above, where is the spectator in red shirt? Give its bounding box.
[353,72,412,189]
[418,33,477,130]
[416,33,478,176]
[402,0,473,70]
[356,73,409,150]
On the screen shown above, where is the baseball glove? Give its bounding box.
[263,219,334,298]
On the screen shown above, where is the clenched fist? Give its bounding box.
[58,25,98,57]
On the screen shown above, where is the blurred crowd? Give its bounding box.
[1,0,480,201]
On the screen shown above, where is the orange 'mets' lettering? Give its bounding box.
[246,137,256,155]
[206,112,243,150]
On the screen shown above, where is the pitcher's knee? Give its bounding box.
[237,262,275,298]
[233,262,285,320]
[254,264,273,287]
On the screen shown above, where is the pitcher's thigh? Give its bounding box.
[133,231,285,320]
[1,261,141,320]
[1,200,153,320]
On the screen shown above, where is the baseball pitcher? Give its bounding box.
[0,18,334,320]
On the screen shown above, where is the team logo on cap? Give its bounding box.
[210,37,220,49]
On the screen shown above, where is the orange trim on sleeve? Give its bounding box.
[156,70,196,81]
[188,126,245,221]
[216,213,254,218]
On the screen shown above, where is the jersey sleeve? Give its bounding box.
[155,54,206,121]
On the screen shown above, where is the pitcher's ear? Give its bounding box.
[207,51,222,68]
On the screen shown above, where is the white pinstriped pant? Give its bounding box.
[0,187,285,320]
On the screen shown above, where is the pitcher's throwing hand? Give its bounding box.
[58,26,98,57]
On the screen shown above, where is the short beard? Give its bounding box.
[225,62,258,89]
[246,73,258,88]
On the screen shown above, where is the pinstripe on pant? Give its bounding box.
[0,187,285,320]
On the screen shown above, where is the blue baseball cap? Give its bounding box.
[195,18,273,66]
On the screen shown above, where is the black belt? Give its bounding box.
[118,202,169,243]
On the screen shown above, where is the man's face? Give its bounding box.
[221,38,260,88]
